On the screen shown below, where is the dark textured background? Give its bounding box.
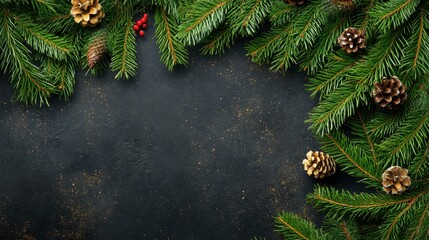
[0,19,358,240]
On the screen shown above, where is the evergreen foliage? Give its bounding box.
[1,0,429,239]
[166,0,429,238]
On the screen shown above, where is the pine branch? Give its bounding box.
[308,82,367,135]
[42,58,76,100]
[324,219,360,240]
[409,139,429,179]
[269,0,297,27]
[177,0,232,45]
[109,11,138,79]
[228,0,271,36]
[320,130,382,187]
[200,24,235,55]
[275,212,326,240]
[13,14,72,61]
[245,25,292,64]
[377,95,429,166]
[400,5,429,79]
[300,15,351,74]
[270,0,331,71]
[154,6,188,70]
[0,10,54,105]
[406,203,429,240]
[377,190,429,240]
[370,0,420,31]
[366,89,423,141]
[308,186,424,220]
[306,53,357,99]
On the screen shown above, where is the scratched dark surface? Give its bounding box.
[0,18,360,240]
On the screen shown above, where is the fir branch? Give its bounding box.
[400,5,429,79]
[269,0,297,27]
[378,191,428,240]
[200,24,235,55]
[378,106,429,166]
[275,212,326,240]
[0,10,54,105]
[42,58,76,100]
[321,131,382,186]
[324,219,360,240]
[308,82,367,135]
[407,203,429,240]
[308,186,423,220]
[409,139,429,179]
[300,15,351,74]
[306,53,357,99]
[13,14,72,61]
[177,0,232,45]
[109,11,138,79]
[366,90,422,141]
[245,25,291,64]
[371,0,420,31]
[153,0,179,15]
[154,6,188,70]
[378,91,429,166]
[228,0,272,36]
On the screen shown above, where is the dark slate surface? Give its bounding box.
[0,20,360,240]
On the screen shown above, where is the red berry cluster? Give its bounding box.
[133,13,149,37]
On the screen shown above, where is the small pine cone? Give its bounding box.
[302,151,336,179]
[331,0,355,10]
[87,36,106,68]
[337,27,366,53]
[373,76,407,110]
[287,0,304,6]
[382,166,411,195]
[70,0,105,27]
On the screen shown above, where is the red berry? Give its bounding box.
[142,23,148,29]
[136,20,142,26]
[139,30,145,36]
[133,25,139,31]
[143,13,148,18]
[141,17,147,23]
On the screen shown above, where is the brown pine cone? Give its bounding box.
[87,36,106,69]
[337,27,366,53]
[382,166,411,195]
[373,76,407,110]
[287,0,304,6]
[70,0,105,27]
[331,0,355,10]
[302,151,336,179]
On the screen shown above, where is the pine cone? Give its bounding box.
[87,36,106,69]
[70,0,105,27]
[302,151,336,179]
[287,0,304,6]
[337,27,366,53]
[382,166,411,195]
[373,76,407,110]
[331,0,355,10]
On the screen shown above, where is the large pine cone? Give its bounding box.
[287,0,304,6]
[373,76,407,110]
[382,166,411,195]
[70,0,105,27]
[337,27,366,53]
[302,151,336,179]
[87,36,106,69]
